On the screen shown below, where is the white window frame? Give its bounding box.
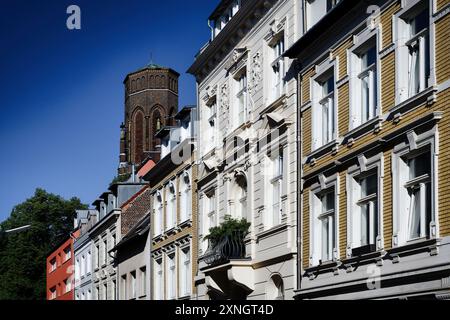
[50,287,57,300]
[81,254,86,277]
[348,28,381,130]
[130,270,137,299]
[166,182,177,231]
[394,0,434,104]
[179,246,191,297]
[392,126,439,247]
[95,243,100,269]
[234,69,248,127]
[309,174,339,266]
[269,150,284,228]
[305,0,340,30]
[64,246,71,262]
[153,257,163,300]
[65,278,72,293]
[346,153,384,256]
[269,35,286,103]
[50,258,57,272]
[180,172,192,223]
[204,96,217,153]
[87,250,91,275]
[154,191,163,236]
[75,257,80,282]
[311,61,337,150]
[102,238,107,266]
[140,266,147,297]
[202,188,217,253]
[166,253,176,300]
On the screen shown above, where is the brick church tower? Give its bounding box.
[118,64,179,176]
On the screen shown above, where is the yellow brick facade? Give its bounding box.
[150,154,199,297]
[300,1,450,270]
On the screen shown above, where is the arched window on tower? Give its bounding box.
[133,110,145,164]
[151,109,164,151]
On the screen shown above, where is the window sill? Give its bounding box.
[341,248,384,269]
[178,219,192,229]
[304,260,339,279]
[389,237,439,258]
[178,294,191,300]
[342,115,384,147]
[261,94,287,115]
[305,138,342,166]
[256,222,287,240]
[389,86,437,121]
[164,227,177,236]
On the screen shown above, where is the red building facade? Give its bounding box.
[46,230,80,300]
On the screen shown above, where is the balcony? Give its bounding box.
[203,230,247,266]
[199,229,254,299]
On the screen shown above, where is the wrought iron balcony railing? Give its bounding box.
[202,230,247,266]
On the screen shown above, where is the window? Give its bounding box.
[111,280,116,300]
[154,258,163,300]
[63,246,71,262]
[320,75,335,146]
[235,173,248,221]
[87,251,91,275]
[203,190,217,252]
[212,0,240,38]
[166,254,176,300]
[154,192,163,236]
[75,258,80,282]
[102,239,107,265]
[180,173,192,223]
[81,255,86,277]
[311,186,337,266]
[179,248,191,297]
[312,69,336,150]
[112,233,116,247]
[270,37,286,102]
[103,283,108,300]
[121,275,127,300]
[352,44,378,128]
[205,99,217,152]
[64,278,72,293]
[235,71,248,126]
[268,150,284,228]
[397,5,431,102]
[95,286,100,300]
[95,243,100,268]
[350,172,379,250]
[49,287,56,300]
[403,151,431,240]
[50,258,56,272]
[406,8,430,97]
[140,267,147,297]
[166,182,177,230]
[305,0,340,30]
[130,271,137,299]
[320,191,335,262]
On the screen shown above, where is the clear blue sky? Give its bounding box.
[0,0,217,222]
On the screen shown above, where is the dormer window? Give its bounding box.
[212,0,241,39]
[305,0,341,30]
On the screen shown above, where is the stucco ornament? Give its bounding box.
[220,83,230,133]
[248,51,262,96]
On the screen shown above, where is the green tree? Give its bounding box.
[0,188,87,300]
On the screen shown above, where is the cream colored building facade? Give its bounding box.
[147,106,199,300]
[188,0,301,300]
